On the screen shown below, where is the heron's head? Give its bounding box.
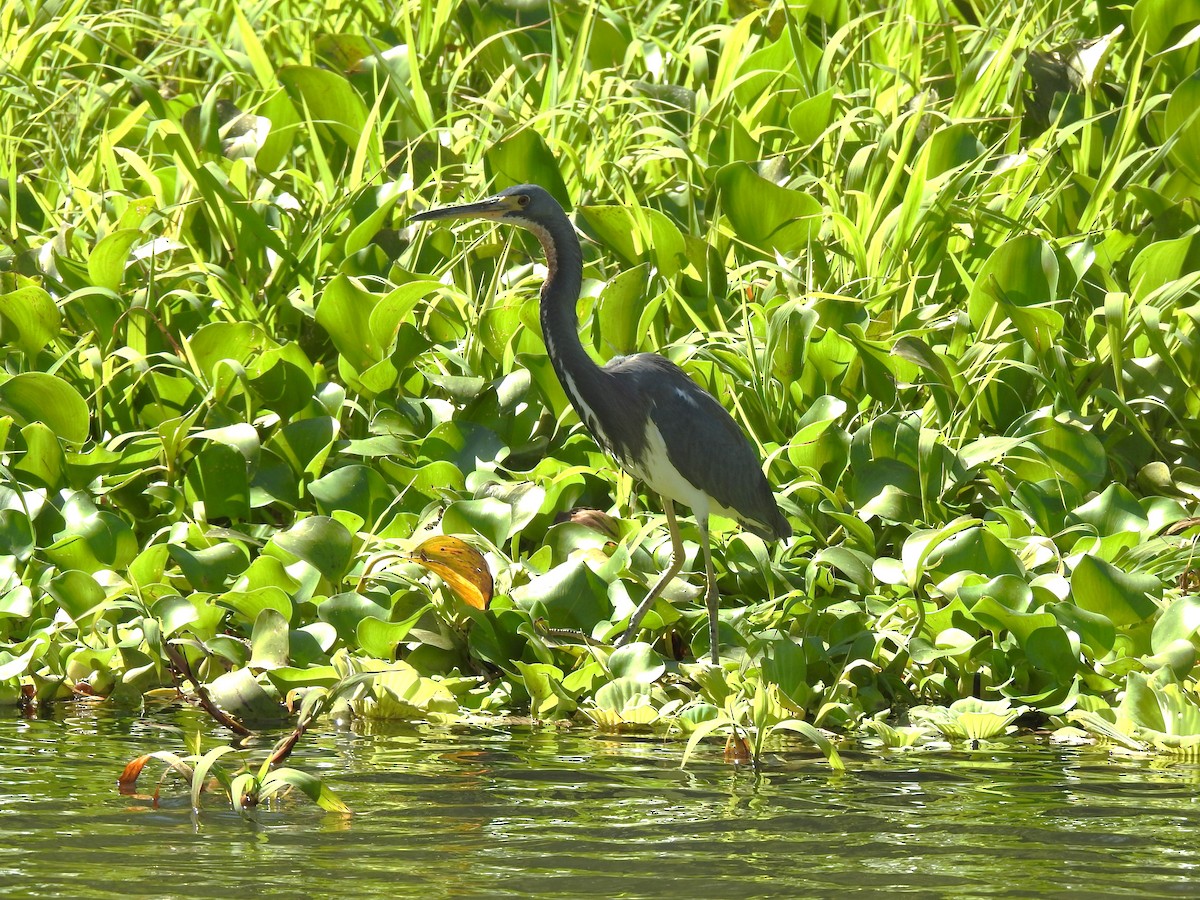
[409,184,566,232]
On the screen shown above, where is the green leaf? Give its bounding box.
[250,608,291,669]
[576,205,687,276]
[317,275,383,371]
[278,64,370,149]
[207,667,289,723]
[608,642,666,683]
[0,372,89,443]
[715,163,822,254]
[272,517,353,583]
[356,605,431,659]
[967,235,1061,349]
[1070,555,1160,627]
[87,228,144,291]
[484,131,571,209]
[0,285,61,357]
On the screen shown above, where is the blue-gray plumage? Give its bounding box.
[411,184,790,664]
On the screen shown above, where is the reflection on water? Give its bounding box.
[2,706,1199,898]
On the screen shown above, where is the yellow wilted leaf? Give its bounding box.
[409,536,493,610]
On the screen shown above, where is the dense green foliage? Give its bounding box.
[3,0,1200,775]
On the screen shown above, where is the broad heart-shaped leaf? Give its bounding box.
[1070,554,1160,627]
[87,228,144,291]
[597,263,650,358]
[309,464,394,526]
[272,516,352,584]
[511,558,613,631]
[576,205,687,277]
[484,131,571,210]
[206,667,289,724]
[0,285,61,357]
[1071,483,1149,536]
[278,64,370,149]
[608,642,666,683]
[317,275,383,372]
[188,321,274,383]
[967,235,1061,350]
[714,163,822,255]
[356,603,431,659]
[1152,595,1200,653]
[317,591,390,643]
[1006,410,1107,493]
[249,608,290,670]
[183,441,251,521]
[442,497,513,547]
[408,536,493,610]
[1129,232,1200,302]
[0,372,89,443]
[1164,57,1200,176]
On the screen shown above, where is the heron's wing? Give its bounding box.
[604,354,789,540]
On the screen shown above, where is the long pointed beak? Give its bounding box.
[409,194,519,224]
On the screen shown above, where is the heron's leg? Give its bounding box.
[697,515,720,665]
[616,498,685,647]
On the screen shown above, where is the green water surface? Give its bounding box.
[1,707,1198,899]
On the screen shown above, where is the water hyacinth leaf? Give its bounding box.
[593,676,654,713]
[269,416,338,478]
[442,497,513,547]
[318,591,390,643]
[967,236,1061,349]
[0,372,89,443]
[408,536,493,610]
[15,422,65,489]
[150,595,199,636]
[184,441,251,521]
[356,604,431,659]
[46,569,104,622]
[789,88,835,144]
[216,587,293,627]
[576,205,687,276]
[317,274,383,371]
[45,495,137,573]
[1071,483,1149,536]
[484,131,570,209]
[1007,412,1107,493]
[512,558,612,631]
[1070,554,1160,627]
[597,264,650,358]
[0,285,60,357]
[278,64,372,150]
[206,667,289,723]
[87,228,144,292]
[1165,69,1200,180]
[249,608,290,670]
[368,280,442,351]
[273,517,353,583]
[513,660,572,718]
[169,543,250,592]
[1151,595,1200,652]
[608,642,666,684]
[188,322,273,382]
[309,465,394,525]
[714,163,822,254]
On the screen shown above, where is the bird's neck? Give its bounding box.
[529,220,593,383]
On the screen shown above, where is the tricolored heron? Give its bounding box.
[411,184,790,664]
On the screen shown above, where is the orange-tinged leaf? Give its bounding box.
[118,754,153,793]
[724,732,752,765]
[409,536,493,610]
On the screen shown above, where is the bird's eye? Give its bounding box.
[517,195,530,207]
